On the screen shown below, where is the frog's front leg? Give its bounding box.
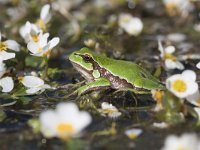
[77,77,111,95]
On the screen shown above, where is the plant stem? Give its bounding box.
[42,56,49,80]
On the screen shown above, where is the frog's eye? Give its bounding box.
[83,54,91,62]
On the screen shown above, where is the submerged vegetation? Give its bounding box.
[1,0,200,149]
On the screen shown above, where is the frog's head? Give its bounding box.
[69,47,96,81]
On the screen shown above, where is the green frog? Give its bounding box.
[69,47,165,95]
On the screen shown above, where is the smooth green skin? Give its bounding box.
[69,47,165,95]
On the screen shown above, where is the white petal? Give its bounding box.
[174,61,184,70]
[40,110,59,138]
[186,90,200,106]
[41,84,51,89]
[108,111,122,118]
[196,62,200,69]
[123,17,143,36]
[186,82,198,96]
[0,77,14,92]
[167,33,186,43]
[5,40,20,51]
[26,87,41,94]
[152,122,168,128]
[40,4,51,23]
[56,102,79,118]
[165,60,177,69]
[27,41,40,54]
[0,32,2,42]
[19,26,27,39]
[125,128,143,139]
[0,51,15,60]
[158,40,164,56]
[49,37,60,49]
[186,90,200,101]
[101,102,116,110]
[56,102,92,133]
[182,70,196,81]
[21,76,44,88]
[30,24,42,35]
[194,107,200,120]
[118,13,132,28]
[38,33,49,47]
[165,46,175,54]
[74,111,92,133]
[19,21,31,39]
[31,43,50,57]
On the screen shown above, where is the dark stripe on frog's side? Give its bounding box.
[80,55,148,91]
[91,53,165,90]
[93,61,133,89]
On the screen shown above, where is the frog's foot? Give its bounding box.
[77,77,111,95]
[114,88,150,94]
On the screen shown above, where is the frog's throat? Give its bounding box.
[71,62,94,82]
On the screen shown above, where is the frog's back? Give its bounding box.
[93,53,164,90]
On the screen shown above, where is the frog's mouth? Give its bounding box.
[71,62,94,82]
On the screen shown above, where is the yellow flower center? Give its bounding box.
[31,35,40,42]
[37,48,42,53]
[172,79,187,93]
[43,49,51,57]
[0,42,7,51]
[57,123,75,137]
[164,53,177,61]
[165,2,177,16]
[37,19,46,31]
[127,133,138,139]
[18,76,24,81]
[153,90,163,103]
[11,0,20,5]
[177,147,186,150]
[103,109,118,114]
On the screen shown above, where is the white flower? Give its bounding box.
[98,102,122,118]
[52,0,84,12]
[167,33,186,43]
[27,36,59,57]
[37,4,51,31]
[39,102,92,139]
[0,32,20,60]
[194,23,200,32]
[158,41,184,70]
[163,0,194,17]
[19,21,43,43]
[20,76,51,94]
[124,128,142,140]
[186,90,200,107]
[161,133,200,150]
[166,70,198,98]
[118,13,143,36]
[152,122,169,128]
[0,77,14,92]
[196,62,200,69]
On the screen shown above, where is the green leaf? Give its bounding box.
[25,56,43,67]
[66,139,88,150]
